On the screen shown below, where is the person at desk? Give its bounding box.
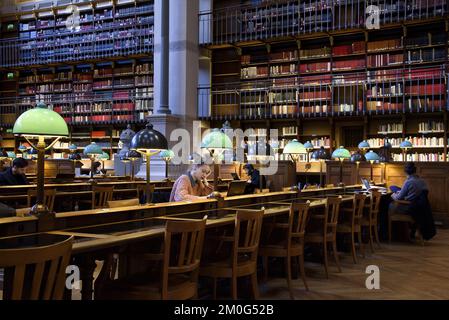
[0,158,29,186]
[89,161,104,176]
[169,163,214,202]
[389,162,435,240]
[243,163,265,194]
[0,202,16,217]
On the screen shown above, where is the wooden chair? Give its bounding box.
[0,236,73,300]
[388,199,424,245]
[361,190,382,252]
[304,185,318,190]
[200,210,264,300]
[259,202,310,299]
[305,196,342,278]
[91,186,114,209]
[337,194,367,263]
[325,184,335,188]
[26,188,57,212]
[107,198,140,208]
[136,184,155,203]
[97,217,207,300]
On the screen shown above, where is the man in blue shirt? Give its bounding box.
[391,163,428,202]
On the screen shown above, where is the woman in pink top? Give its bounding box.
[169,163,214,202]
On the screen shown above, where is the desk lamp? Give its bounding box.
[83,142,103,182]
[201,127,233,190]
[311,146,329,188]
[130,122,168,204]
[365,150,380,183]
[283,139,306,188]
[400,140,413,162]
[13,102,69,217]
[159,149,174,182]
[331,146,351,187]
[350,150,365,185]
[126,150,141,180]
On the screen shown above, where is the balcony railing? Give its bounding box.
[0,90,153,126]
[199,0,448,45]
[0,24,154,68]
[198,66,448,119]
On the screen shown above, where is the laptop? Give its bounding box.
[226,180,247,197]
[361,178,387,192]
[231,172,240,180]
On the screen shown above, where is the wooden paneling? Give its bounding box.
[327,161,449,226]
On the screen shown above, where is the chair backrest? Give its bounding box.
[0,236,73,300]
[232,210,264,267]
[304,185,318,190]
[107,198,140,208]
[289,202,310,247]
[324,196,342,234]
[92,186,114,209]
[352,193,367,226]
[162,217,207,299]
[368,190,382,221]
[136,184,155,202]
[326,184,335,188]
[27,188,57,212]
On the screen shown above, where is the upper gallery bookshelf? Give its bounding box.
[199,21,448,120]
[199,0,448,46]
[0,0,154,68]
[0,58,153,127]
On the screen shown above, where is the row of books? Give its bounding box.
[332,42,365,56]
[367,54,403,68]
[299,47,331,59]
[406,33,446,47]
[332,59,365,71]
[69,114,135,123]
[405,84,446,95]
[281,126,297,136]
[241,66,269,79]
[367,39,403,52]
[268,92,297,103]
[270,64,296,76]
[366,101,403,111]
[135,75,153,86]
[378,123,403,133]
[366,137,446,148]
[367,84,403,97]
[406,48,446,63]
[406,98,445,111]
[391,153,445,162]
[418,121,444,133]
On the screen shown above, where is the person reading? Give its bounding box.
[0,158,29,186]
[243,163,265,194]
[169,162,214,202]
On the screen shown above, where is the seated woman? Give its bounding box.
[169,162,214,202]
[389,162,435,240]
[243,163,266,194]
[89,161,104,176]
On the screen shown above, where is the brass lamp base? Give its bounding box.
[338,182,345,187]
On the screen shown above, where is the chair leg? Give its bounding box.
[299,254,309,291]
[231,276,238,300]
[262,255,268,282]
[358,230,365,258]
[332,240,342,273]
[250,272,259,300]
[351,232,357,264]
[374,220,381,249]
[285,256,294,300]
[323,242,329,279]
[369,225,375,253]
[388,217,392,243]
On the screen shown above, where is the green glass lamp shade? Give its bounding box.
[331,146,351,160]
[350,151,365,163]
[201,128,233,151]
[400,140,413,149]
[83,142,103,156]
[7,151,16,159]
[13,102,69,138]
[68,144,77,152]
[126,150,141,160]
[358,140,370,150]
[303,141,314,151]
[283,139,306,155]
[18,144,27,153]
[311,147,329,160]
[159,149,175,161]
[365,150,380,162]
[98,152,110,160]
[131,123,168,153]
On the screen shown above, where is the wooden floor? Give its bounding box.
[260,228,449,300]
[3,229,449,300]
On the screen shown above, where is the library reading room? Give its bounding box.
[0,0,449,304]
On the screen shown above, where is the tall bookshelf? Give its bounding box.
[200,1,449,162]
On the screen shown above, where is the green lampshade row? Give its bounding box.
[358,140,370,149]
[98,152,110,160]
[331,146,351,159]
[84,142,103,155]
[13,106,69,138]
[159,149,175,159]
[303,141,314,150]
[400,140,413,148]
[365,150,380,161]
